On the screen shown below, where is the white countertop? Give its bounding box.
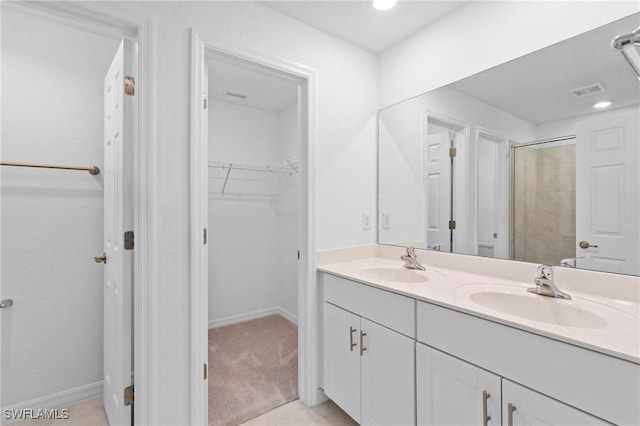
[318,254,640,365]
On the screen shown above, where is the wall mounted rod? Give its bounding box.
[1,161,100,175]
[511,135,576,149]
[612,27,640,78]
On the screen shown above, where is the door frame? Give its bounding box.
[473,127,509,258]
[190,31,318,424]
[0,3,157,425]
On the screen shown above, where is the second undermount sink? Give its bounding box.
[358,266,430,284]
[468,291,608,329]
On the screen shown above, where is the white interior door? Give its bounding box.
[425,131,452,252]
[476,130,508,259]
[102,39,133,426]
[576,109,640,275]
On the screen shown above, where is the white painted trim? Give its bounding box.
[2,382,103,424]
[423,111,471,254]
[2,4,158,425]
[208,307,298,329]
[190,33,318,425]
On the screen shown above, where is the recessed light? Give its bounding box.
[593,100,614,109]
[373,0,397,11]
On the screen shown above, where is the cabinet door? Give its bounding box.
[323,302,362,423]
[502,379,609,426]
[416,343,501,426]
[361,318,415,426]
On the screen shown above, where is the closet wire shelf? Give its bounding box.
[208,157,300,196]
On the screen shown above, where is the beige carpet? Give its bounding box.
[208,314,298,426]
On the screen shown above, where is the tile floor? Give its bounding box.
[10,397,357,426]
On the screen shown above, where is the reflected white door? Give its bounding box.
[103,39,133,425]
[425,131,452,252]
[576,109,639,275]
[476,130,508,259]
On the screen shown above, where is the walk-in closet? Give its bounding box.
[206,52,301,425]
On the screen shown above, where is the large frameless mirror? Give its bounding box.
[378,13,640,276]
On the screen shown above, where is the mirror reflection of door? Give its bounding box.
[424,127,453,252]
[424,117,465,253]
[576,108,640,275]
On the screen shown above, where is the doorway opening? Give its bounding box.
[190,33,318,425]
[1,3,153,425]
[206,51,302,425]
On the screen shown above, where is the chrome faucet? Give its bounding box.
[559,257,583,268]
[527,265,571,300]
[401,247,425,271]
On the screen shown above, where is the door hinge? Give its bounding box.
[449,220,456,230]
[124,231,134,250]
[124,76,135,96]
[203,228,207,245]
[297,250,300,260]
[203,96,208,109]
[124,385,134,406]
[449,147,457,158]
[204,363,208,380]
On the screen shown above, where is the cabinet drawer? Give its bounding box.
[323,273,415,338]
[417,301,640,426]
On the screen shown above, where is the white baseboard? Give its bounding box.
[209,306,298,329]
[2,381,102,424]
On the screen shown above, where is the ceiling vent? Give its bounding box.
[569,83,606,98]
[225,91,247,99]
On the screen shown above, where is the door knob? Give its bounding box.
[94,253,107,264]
[578,240,598,249]
[0,299,14,309]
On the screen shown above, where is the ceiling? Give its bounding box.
[450,14,640,125]
[207,53,299,112]
[259,0,467,54]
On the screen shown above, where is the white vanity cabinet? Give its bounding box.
[502,380,608,426]
[416,344,501,426]
[417,301,638,426]
[417,344,609,426]
[322,273,415,426]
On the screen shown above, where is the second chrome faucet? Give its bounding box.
[527,265,571,300]
[401,247,426,271]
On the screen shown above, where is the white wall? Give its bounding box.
[379,1,640,108]
[378,98,424,245]
[207,100,283,325]
[536,105,640,140]
[1,7,121,408]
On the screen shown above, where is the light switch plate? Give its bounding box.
[362,212,371,230]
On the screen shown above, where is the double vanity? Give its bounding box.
[318,245,640,426]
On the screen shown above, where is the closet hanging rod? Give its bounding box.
[209,163,281,174]
[1,161,100,175]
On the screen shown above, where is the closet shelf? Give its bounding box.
[208,157,300,195]
[208,157,300,174]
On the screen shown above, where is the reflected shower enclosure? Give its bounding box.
[511,138,576,266]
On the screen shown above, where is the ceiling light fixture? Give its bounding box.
[373,0,397,11]
[593,100,614,109]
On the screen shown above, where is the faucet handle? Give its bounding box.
[406,246,416,257]
[537,264,553,280]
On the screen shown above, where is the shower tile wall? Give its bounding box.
[514,144,576,265]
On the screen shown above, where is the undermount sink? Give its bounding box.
[468,291,608,329]
[358,266,430,284]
